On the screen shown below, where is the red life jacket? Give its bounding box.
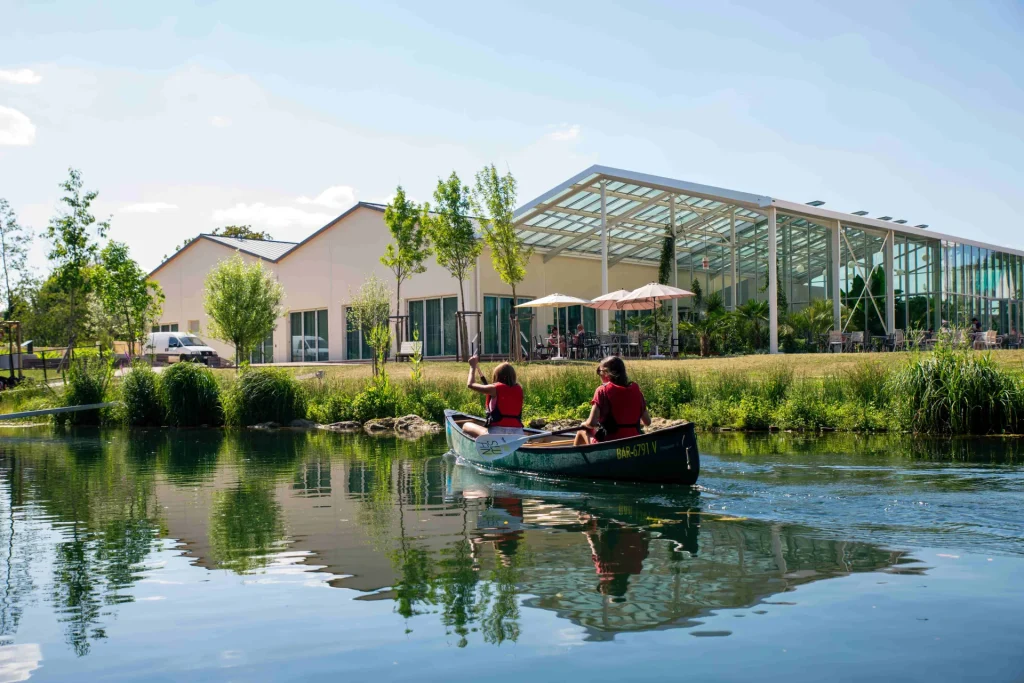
[485,382,524,428]
[596,382,644,441]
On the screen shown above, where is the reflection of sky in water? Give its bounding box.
[0,429,1021,681]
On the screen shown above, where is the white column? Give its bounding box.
[768,206,779,354]
[885,230,895,334]
[600,181,609,333]
[832,220,842,330]
[670,196,678,350]
[730,210,737,309]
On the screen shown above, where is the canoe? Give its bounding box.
[444,410,700,485]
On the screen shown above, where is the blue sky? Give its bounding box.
[1,0,1022,273]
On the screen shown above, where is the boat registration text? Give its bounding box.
[616,441,657,460]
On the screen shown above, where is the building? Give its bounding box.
[150,165,1024,361]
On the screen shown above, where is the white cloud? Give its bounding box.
[547,123,581,142]
[0,68,41,85]
[212,203,334,229]
[120,202,179,214]
[296,185,358,210]
[209,115,231,128]
[0,106,36,146]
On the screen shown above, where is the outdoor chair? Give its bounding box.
[626,331,641,357]
[849,331,864,352]
[827,331,844,353]
[533,335,551,360]
[892,329,906,352]
[977,330,1000,350]
[1006,332,1022,350]
[584,333,601,359]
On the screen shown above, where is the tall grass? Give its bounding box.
[225,367,306,426]
[159,362,223,427]
[56,359,111,427]
[119,363,163,427]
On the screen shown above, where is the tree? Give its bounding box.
[348,276,393,377]
[473,164,530,361]
[97,242,164,356]
[212,225,272,241]
[381,186,431,347]
[203,253,283,369]
[423,172,482,360]
[736,299,770,350]
[0,198,32,320]
[45,168,109,351]
[657,234,675,286]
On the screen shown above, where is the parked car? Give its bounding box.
[145,332,219,364]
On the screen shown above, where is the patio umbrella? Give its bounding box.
[587,289,659,311]
[516,293,591,359]
[617,283,695,357]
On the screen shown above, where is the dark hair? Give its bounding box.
[493,362,517,386]
[597,356,628,387]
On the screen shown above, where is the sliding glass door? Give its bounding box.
[290,309,328,362]
[407,296,459,357]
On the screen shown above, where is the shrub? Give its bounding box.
[120,363,163,426]
[757,365,793,405]
[888,344,1023,434]
[736,395,773,430]
[351,377,401,422]
[645,372,696,417]
[226,367,306,426]
[159,361,223,427]
[56,358,111,427]
[307,393,354,424]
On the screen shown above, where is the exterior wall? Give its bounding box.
[151,238,274,361]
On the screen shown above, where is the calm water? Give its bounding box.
[0,429,1022,682]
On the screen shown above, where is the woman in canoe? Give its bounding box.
[574,356,651,446]
[463,354,524,439]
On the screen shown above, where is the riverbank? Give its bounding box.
[3,346,1023,435]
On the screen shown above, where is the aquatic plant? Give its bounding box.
[158,361,223,427]
[225,366,305,426]
[119,362,163,427]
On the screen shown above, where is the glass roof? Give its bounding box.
[514,171,767,265]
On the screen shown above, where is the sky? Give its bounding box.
[1,0,1022,275]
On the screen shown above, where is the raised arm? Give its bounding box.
[466,355,497,397]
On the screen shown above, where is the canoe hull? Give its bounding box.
[444,410,700,485]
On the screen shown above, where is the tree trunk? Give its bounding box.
[395,280,402,361]
[457,278,469,360]
[510,285,519,362]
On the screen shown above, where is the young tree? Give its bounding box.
[381,186,431,347]
[45,168,109,351]
[473,165,530,360]
[97,241,164,356]
[422,172,482,360]
[347,275,393,377]
[0,198,32,320]
[212,225,273,240]
[203,253,284,370]
[657,234,675,286]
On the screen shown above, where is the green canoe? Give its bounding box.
[444,410,700,485]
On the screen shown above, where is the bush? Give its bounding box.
[888,344,1023,434]
[351,377,401,422]
[226,367,306,426]
[757,365,793,405]
[645,372,696,416]
[120,363,164,426]
[159,362,223,427]
[307,393,354,424]
[56,359,111,427]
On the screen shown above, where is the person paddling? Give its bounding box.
[575,356,651,446]
[463,354,524,439]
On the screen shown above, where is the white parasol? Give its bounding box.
[516,294,591,359]
[617,283,694,356]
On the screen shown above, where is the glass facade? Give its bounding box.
[407,297,459,357]
[344,306,374,360]
[484,296,531,356]
[940,240,1023,333]
[290,309,328,362]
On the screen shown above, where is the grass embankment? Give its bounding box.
[3,347,1023,435]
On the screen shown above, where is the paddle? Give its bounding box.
[474,425,583,461]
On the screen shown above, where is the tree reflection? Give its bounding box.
[208,482,285,573]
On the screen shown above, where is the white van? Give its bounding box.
[146,332,219,364]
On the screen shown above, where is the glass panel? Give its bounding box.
[442,297,458,356]
[483,296,498,355]
[170,323,178,332]
[346,307,360,360]
[425,298,442,357]
[408,300,424,346]
[317,309,329,361]
[303,311,316,362]
[517,297,532,351]
[567,305,582,334]
[290,312,302,362]
[584,306,597,334]
[499,297,512,356]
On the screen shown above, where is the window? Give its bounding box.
[345,307,376,360]
[250,332,274,364]
[188,320,200,334]
[290,309,328,362]
[151,323,178,332]
[407,296,459,357]
[483,296,531,355]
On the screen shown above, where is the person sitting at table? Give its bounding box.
[970,318,982,333]
[463,354,524,438]
[547,326,567,356]
[574,356,651,446]
[573,323,586,356]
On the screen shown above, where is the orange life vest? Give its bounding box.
[485,382,524,428]
[596,382,644,441]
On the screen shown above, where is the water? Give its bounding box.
[0,428,1022,682]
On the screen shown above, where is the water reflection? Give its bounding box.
[0,428,986,658]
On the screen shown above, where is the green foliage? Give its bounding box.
[212,225,272,240]
[382,185,431,339]
[119,363,163,427]
[225,367,306,426]
[0,197,32,319]
[658,234,674,285]
[348,277,393,377]
[97,241,164,355]
[351,374,402,423]
[888,343,1023,434]
[56,358,111,426]
[203,252,283,367]
[209,483,283,573]
[158,362,223,427]
[45,168,109,345]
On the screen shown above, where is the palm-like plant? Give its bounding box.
[735,299,769,350]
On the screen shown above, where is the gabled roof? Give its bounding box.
[202,234,298,260]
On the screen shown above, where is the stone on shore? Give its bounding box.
[363,417,396,434]
[318,421,362,433]
[394,414,442,438]
[288,419,317,429]
[250,421,280,430]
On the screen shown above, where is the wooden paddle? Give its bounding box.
[474,425,584,461]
